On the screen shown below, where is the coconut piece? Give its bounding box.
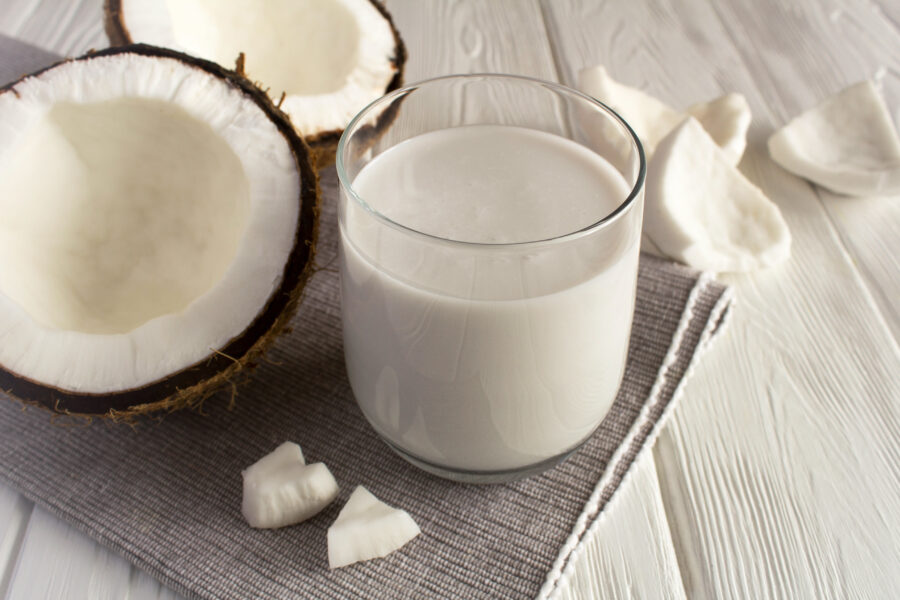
[645,117,791,272]
[242,456,340,529]
[687,93,751,165]
[578,66,751,164]
[578,65,683,157]
[105,0,407,167]
[327,485,421,569]
[0,45,319,417]
[768,80,900,196]
[243,442,306,482]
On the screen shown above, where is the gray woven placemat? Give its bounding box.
[0,35,732,600]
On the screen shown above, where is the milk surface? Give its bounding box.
[340,125,640,472]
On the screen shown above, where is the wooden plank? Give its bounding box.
[822,190,899,338]
[0,0,105,56]
[654,151,900,599]
[6,507,141,600]
[385,0,558,81]
[558,453,687,600]
[0,485,33,598]
[541,1,900,598]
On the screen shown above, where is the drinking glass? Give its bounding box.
[336,74,645,483]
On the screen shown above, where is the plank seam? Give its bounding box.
[815,189,900,353]
[0,494,35,600]
[535,0,567,83]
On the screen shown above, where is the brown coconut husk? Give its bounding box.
[103,0,408,168]
[0,44,320,421]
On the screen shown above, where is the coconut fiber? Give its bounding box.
[0,35,732,600]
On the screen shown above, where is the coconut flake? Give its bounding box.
[645,117,791,272]
[768,80,900,196]
[121,0,400,140]
[578,66,683,157]
[578,66,751,164]
[327,485,421,569]
[686,93,751,165]
[241,443,339,529]
[243,442,306,482]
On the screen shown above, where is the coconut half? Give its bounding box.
[104,0,406,166]
[0,45,318,417]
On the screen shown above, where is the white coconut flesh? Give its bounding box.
[241,442,340,530]
[686,93,752,166]
[327,485,421,569]
[645,117,791,272]
[0,53,301,394]
[578,65,752,164]
[768,80,900,196]
[120,0,399,138]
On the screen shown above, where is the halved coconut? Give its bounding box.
[0,45,319,417]
[104,0,407,166]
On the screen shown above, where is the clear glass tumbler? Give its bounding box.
[337,74,645,483]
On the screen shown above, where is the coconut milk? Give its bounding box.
[340,125,640,472]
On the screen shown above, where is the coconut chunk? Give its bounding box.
[243,442,306,483]
[241,444,339,529]
[768,80,900,196]
[645,117,791,272]
[578,66,751,164]
[578,66,683,157]
[327,486,421,569]
[687,93,751,165]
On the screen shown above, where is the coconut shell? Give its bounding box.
[103,0,407,168]
[0,44,320,420]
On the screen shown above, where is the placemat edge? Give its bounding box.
[538,274,734,599]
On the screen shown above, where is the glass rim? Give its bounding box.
[335,72,646,249]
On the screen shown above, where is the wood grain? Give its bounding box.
[541,1,900,598]
[385,0,558,81]
[6,506,178,600]
[380,1,566,147]
[558,453,687,600]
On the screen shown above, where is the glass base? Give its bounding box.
[381,437,585,484]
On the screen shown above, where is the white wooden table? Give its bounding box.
[1,1,898,598]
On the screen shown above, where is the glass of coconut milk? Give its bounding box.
[336,74,645,483]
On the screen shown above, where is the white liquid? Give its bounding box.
[340,125,640,472]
